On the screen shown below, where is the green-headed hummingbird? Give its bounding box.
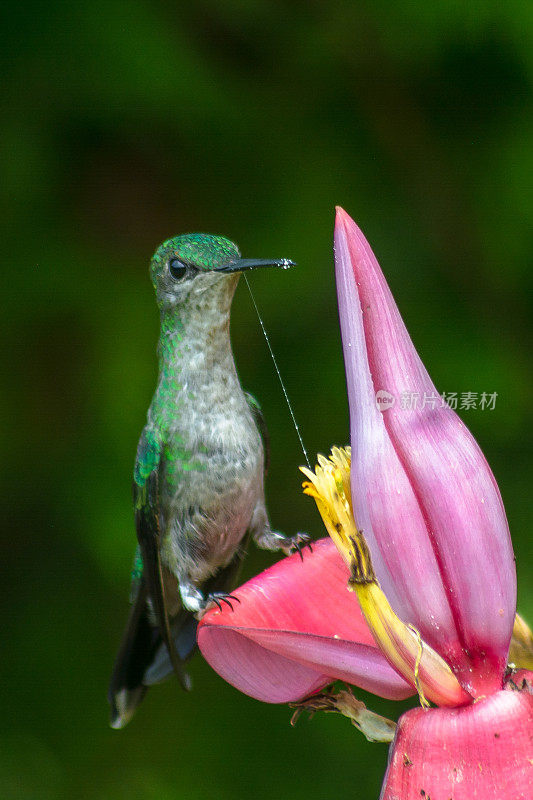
[108,233,307,728]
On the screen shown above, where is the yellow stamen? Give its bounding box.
[509,613,533,671]
[301,448,469,707]
[407,624,430,708]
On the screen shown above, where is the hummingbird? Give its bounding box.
[108,233,307,728]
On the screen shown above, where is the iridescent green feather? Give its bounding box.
[134,428,162,489]
[129,545,144,601]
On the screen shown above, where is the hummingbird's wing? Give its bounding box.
[133,468,192,692]
[245,392,270,474]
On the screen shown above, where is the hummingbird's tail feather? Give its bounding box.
[108,539,251,727]
[107,580,192,729]
[108,581,155,728]
[144,609,198,685]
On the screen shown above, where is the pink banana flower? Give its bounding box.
[198,208,533,799]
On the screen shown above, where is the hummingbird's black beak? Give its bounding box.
[215,258,295,274]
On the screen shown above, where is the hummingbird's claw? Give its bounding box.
[254,527,312,559]
[206,592,241,613]
[276,531,312,559]
[292,534,313,561]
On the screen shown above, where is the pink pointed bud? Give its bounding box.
[335,208,516,696]
[198,539,414,703]
[381,673,533,799]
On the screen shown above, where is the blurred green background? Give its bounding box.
[3,2,533,798]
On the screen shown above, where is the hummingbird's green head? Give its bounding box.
[149,233,294,310]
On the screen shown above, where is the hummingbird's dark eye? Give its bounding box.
[168,259,188,281]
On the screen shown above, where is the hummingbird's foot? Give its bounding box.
[204,592,241,613]
[255,529,312,560]
[179,581,205,614]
